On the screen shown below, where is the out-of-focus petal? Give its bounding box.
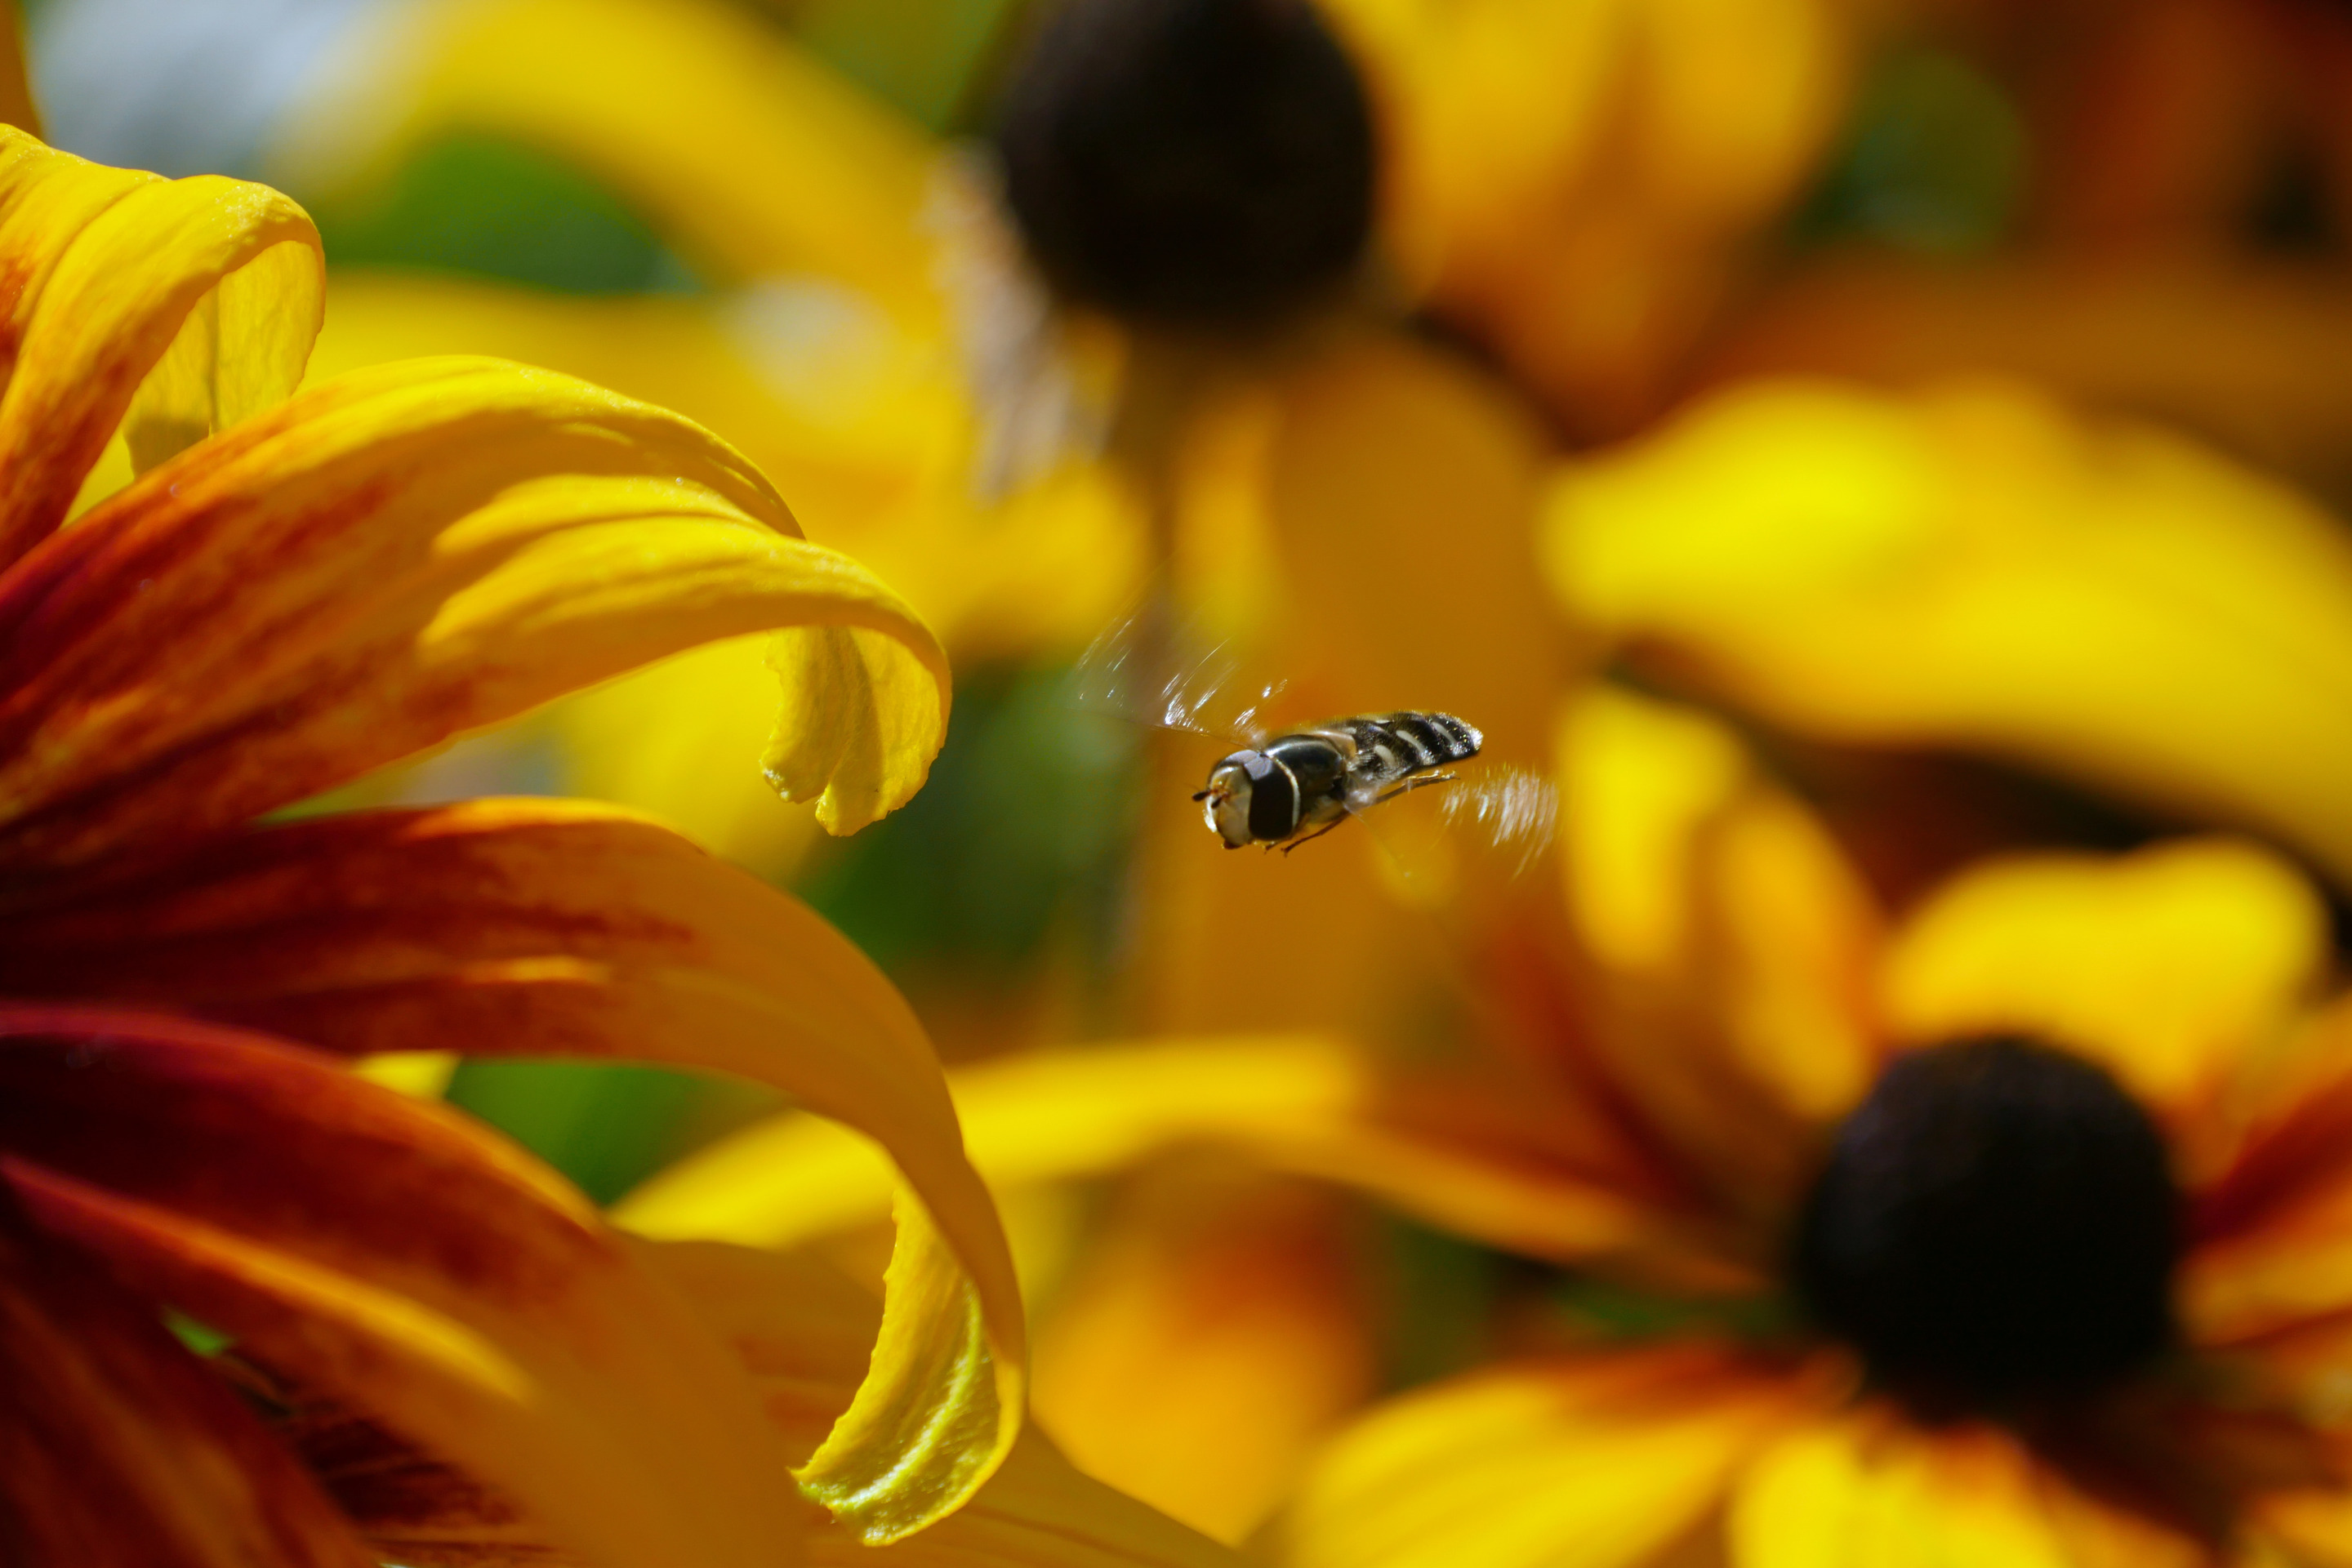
[0,127,322,562]
[0,1007,802,1568]
[0,799,1027,1542]
[0,355,947,867]
[1322,0,1856,438]
[1727,1411,2200,1568]
[0,0,38,138]
[1031,1174,1377,1543]
[1881,839,2325,1142]
[1277,1342,1818,1568]
[274,0,940,315]
[0,1199,374,1568]
[619,1036,1761,1296]
[1557,684,1883,1214]
[1704,258,2352,497]
[1321,0,1850,292]
[1543,378,2352,886]
[2182,1035,2352,1348]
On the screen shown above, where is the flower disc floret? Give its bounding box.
[1792,1036,2179,1415]
[993,0,1377,328]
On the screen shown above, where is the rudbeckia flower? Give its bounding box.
[626,679,2352,1565]
[0,122,1227,1566]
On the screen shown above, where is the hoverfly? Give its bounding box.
[1074,607,1557,875]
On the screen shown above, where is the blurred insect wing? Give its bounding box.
[1070,600,1287,743]
[1436,765,1558,878]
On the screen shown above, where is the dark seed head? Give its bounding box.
[991,0,1378,329]
[1791,1037,2178,1417]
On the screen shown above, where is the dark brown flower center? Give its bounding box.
[1790,1037,2178,1417]
[991,0,1377,328]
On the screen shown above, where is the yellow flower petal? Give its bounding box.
[0,355,947,868]
[1708,256,2352,497]
[618,1037,1753,1294]
[1731,1413,2116,1568]
[1281,1343,1811,1568]
[1,1009,803,1568]
[1881,838,2325,1129]
[1031,1174,1376,1543]
[1543,377,2352,885]
[275,0,940,314]
[0,800,1027,1542]
[1557,683,1883,1209]
[1322,0,1848,295]
[0,127,322,562]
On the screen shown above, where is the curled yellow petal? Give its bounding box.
[642,1239,1245,1568]
[0,356,947,869]
[0,127,322,562]
[1544,377,2352,886]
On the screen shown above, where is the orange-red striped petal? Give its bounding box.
[0,355,946,871]
[0,1197,374,1568]
[0,799,1025,1541]
[0,1005,801,1568]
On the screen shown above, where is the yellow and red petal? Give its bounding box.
[0,1005,802,1568]
[0,355,947,870]
[1277,1341,1823,1568]
[0,799,1023,1541]
[1541,377,2352,888]
[1555,683,1883,1214]
[1879,838,2326,1159]
[0,1197,374,1568]
[0,128,322,564]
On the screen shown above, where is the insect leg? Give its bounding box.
[1279,817,1352,854]
[1369,771,1458,808]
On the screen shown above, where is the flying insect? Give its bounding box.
[1194,711,1482,851]
[1074,608,1556,873]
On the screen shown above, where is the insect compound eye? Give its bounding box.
[991,0,1379,329]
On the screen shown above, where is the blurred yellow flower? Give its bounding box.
[639,679,2352,1566]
